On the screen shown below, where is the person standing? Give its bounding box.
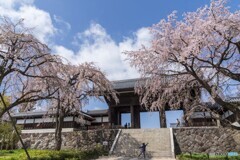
[184,117,188,127]
[176,118,180,127]
[138,143,148,159]
[124,123,127,128]
[127,122,130,128]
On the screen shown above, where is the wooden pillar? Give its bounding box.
[108,106,116,126]
[108,106,112,125]
[130,105,134,128]
[134,106,141,128]
[117,111,121,126]
[159,107,167,128]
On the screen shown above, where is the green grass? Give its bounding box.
[177,153,240,160]
[0,148,108,160]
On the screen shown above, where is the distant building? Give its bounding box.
[221,97,240,127]
[86,109,109,129]
[187,102,221,127]
[170,98,240,128]
[12,111,95,130]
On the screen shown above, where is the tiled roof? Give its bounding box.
[112,78,139,90]
[191,102,222,112]
[86,109,108,116]
[11,110,94,120]
[11,111,55,117]
[190,112,213,119]
[111,77,172,90]
[225,97,240,103]
[204,102,222,110]
[199,97,240,111]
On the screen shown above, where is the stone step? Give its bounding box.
[113,129,173,158]
[113,151,173,158]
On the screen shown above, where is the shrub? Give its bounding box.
[177,153,240,160]
[0,147,107,160]
[0,122,22,150]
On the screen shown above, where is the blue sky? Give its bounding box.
[34,0,212,45]
[35,0,239,46]
[0,0,239,128]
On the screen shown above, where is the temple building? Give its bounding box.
[86,109,109,129]
[11,78,240,131]
[12,111,94,131]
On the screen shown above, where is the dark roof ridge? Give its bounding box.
[111,78,141,83]
[11,110,93,119]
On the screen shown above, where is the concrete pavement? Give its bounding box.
[96,156,176,160]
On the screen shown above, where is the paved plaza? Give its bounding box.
[97,156,176,160]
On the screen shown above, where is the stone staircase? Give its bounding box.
[112,129,174,159]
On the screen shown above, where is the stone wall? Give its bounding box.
[20,129,118,150]
[173,127,240,154]
[19,127,240,154]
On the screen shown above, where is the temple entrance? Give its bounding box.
[106,79,184,129]
[120,111,183,128]
[119,111,167,128]
[120,112,161,128]
[121,113,130,127]
[166,110,184,127]
[140,112,160,128]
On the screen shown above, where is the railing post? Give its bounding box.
[109,129,122,155]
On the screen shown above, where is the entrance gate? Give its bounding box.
[105,79,167,128]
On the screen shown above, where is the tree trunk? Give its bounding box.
[233,108,240,123]
[55,113,64,151]
[160,107,167,128]
[54,91,63,151]
[0,94,31,159]
[6,111,31,159]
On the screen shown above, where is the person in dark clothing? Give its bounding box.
[138,143,148,158]
[184,117,188,127]
[176,118,180,127]
[124,123,127,128]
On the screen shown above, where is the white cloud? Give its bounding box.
[53,15,71,35]
[0,0,153,81]
[0,0,34,9]
[53,45,75,63]
[0,0,55,43]
[54,22,153,80]
[54,15,71,30]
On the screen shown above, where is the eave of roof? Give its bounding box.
[11,111,55,118]
[111,78,140,90]
[203,102,222,110]
[225,97,240,103]
[87,109,108,116]
[190,111,213,119]
[11,110,94,120]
